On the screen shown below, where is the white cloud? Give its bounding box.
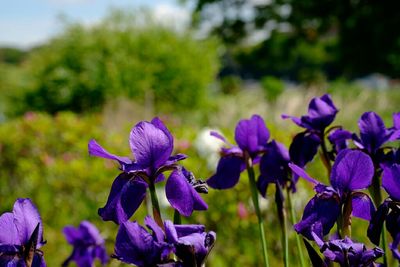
[152,4,190,31]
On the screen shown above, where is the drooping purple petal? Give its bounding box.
[234,115,269,155]
[98,173,147,224]
[288,163,319,185]
[304,94,338,131]
[12,198,43,246]
[351,192,375,221]
[330,149,374,193]
[289,132,320,167]
[174,225,206,238]
[145,216,165,243]
[358,111,389,153]
[129,121,173,170]
[258,141,290,196]
[0,213,19,246]
[162,154,188,170]
[166,170,208,217]
[367,201,390,245]
[207,155,244,189]
[382,164,400,201]
[294,196,340,240]
[114,221,162,267]
[88,139,131,165]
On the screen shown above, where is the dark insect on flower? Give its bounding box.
[0,198,46,267]
[62,221,108,267]
[88,117,207,223]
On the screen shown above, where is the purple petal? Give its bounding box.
[382,164,400,201]
[88,139,131,165]
[174,224,206,238]
[358,112,388,153]
[145,216,165,243]
[351,192,375,221]
[166,170,208,217]
[114,221,161,266]
[0,213,19,245]
[393,112,400,129]
[258,141,290,196]
[281,114,304,128]
[164,220,179,243]
[306,94,338,129]
[234,115,269,155]
[210,131,227,143]
[328,129,352,152]
[207,156,244,189]
[367,201,390,245]
[330,149,374,193]
[289,132,320,167]
[63,226,83,245]
[98,173,147,224]
[129,121,173,170]
[163,154,187,168]
[12,198,43,246]
[294,196,340,240]
[288,163,319,185]
[151,117,173,145]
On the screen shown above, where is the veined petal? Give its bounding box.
[207,156,243,189]
[330,149,374,193]
[129,121,173,170]
[0,213,19,246]
[98,173,147,224]
[234,115,269,155]
[351,192,375,221]
[88,139,131,165]
[382,164,400,201]
[166,170,208,217]
[13,198,43,246]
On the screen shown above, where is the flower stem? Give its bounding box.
[275,184,288,267]
[287,189,306,267]
[342,196,352,238]
[370,173,388,266]
[173,209,182,225]
[320,133,332,175]
[246,159,270,267]
[149,181,163,228]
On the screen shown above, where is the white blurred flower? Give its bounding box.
[194,128,225,170]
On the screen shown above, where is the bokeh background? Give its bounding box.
[1,0,399,266]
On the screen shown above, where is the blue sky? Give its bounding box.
[0,0,189,48]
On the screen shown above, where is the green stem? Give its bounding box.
[246,158,270,267]
[281,207,289,267]
[320,133,332,175]
[173,209,182,225]
[287,189,306,267]
[342,195,352,238]
[369,173,388,266]
[149,182,163,228]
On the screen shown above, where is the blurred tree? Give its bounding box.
[191,0,400,79]
[8,9,219,115]
[0,47,27,65]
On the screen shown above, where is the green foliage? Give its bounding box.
[0,47,27,65]
[260,76,284,102]
[7,10,219,116]
[219,75,242,94]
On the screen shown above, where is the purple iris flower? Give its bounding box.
[282,94,338,134]
[328,128,353,153]
[207,114,269,189]
[88,117,207,223]
[352,111,397,155]
[0,198,46,267]
[311,229,384,266]
[282,94,339,170]
[290,149,375,239]
[62,221,108,267]
[113,216,216,267]
[368,164,400,261]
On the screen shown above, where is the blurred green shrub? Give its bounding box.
[7,9,219,116]
[219,75,242,94]
[260,76,284,102]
